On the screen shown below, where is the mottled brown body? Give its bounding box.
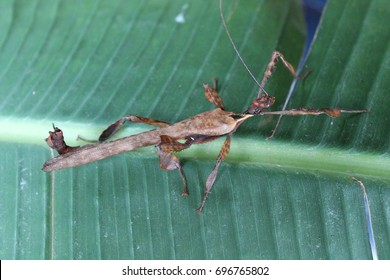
[43,53,366,212]
[42,108,243,172]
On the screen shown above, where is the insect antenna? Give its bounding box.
[219,0,269,97]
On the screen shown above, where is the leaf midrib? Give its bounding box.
[1,116,389,181]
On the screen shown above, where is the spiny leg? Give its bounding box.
[255,51,312,138]
[203,78,225,109]
[197,132,232,214]
[257,51,308,98]
[98,115,170,142]
[157,135,193,196]
[256,52,367,137]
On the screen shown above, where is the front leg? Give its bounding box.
[257,51,310,98]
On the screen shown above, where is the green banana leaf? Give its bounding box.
[0,0,389,260]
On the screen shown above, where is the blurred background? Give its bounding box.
[303,0,327,54]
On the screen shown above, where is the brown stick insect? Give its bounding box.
[42,0,367,213]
